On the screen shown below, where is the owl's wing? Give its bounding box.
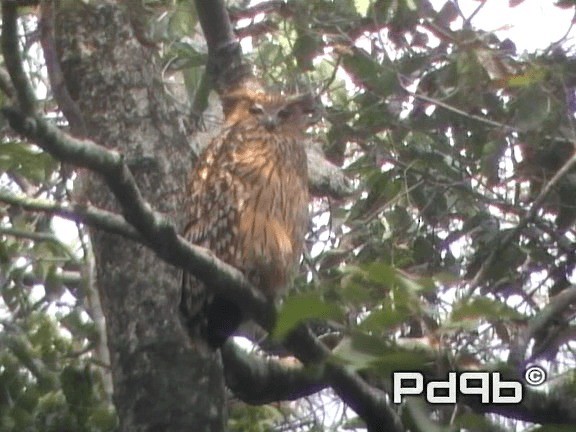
[184,128,237,248]
[182,127,248,347]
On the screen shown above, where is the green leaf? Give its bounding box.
[404,0,418,11]
[274,293,343,339]
[168,1,198,37]
[357,262,397,285]
[354,0,371,16]
[293,32,322,70]
[506,66,547,87]
[453,412,505,431]
[340,276,373,304]
[511,86,552,131]
[87,406,118,431]
[333,333,431,374]
[371,350,431,375]
[166,42,208,70]
[341,47,399,97]
[359,304,409,332]
[332,336,383,371]
[0,142,58,182]
[60,311,99,343]
[61,366,94,423]
[405,398,447,432]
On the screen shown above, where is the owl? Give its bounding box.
[181,85,318,348]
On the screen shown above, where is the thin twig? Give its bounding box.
[398,77,516,132]
[0,226,77,259]
[0,189,141,240]
[469,150,576,294]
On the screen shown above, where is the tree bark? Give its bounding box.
[55,3,226,431]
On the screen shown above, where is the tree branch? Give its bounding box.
[307,145,354,198]
[39,0,87,136]
[192,0,353,200]
[469,151,576,292]
[235,20,279,41]
[0,226,78,259]
[508,285,576,366]
[1,1,36,114]
[1,0,349,335]
[194,0,235,52]
[1,0,359,420]
[1,107,161,238]
[0,190,141,241]
[285,325,405,432]
[221,342,327,404]
[0,181,274,333]
[194,0,254,94]
[469,381,576,424]
[20,270,81,290]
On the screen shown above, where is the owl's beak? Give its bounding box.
[261,116,278,131]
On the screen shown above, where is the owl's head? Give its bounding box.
[222,86,320,132]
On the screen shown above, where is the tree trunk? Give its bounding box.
[55,3,226,431]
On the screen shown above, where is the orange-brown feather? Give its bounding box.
[182,88,312,347]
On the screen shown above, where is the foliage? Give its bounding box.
[0,10,116,431]
[2,0,576,431]
[0,313,116,432]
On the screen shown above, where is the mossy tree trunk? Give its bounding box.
[55,3,227,431]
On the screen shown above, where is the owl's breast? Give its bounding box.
[231,133,309,298]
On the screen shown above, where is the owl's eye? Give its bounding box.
[277,107,291,120]
[249,104,264,115]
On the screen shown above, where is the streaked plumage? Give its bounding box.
[181,86,316,347]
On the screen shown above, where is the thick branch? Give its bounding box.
[192,0,353,200]
[194,0,235,52]
[1,0,348,333]
[221,342,327,404]
[1,108,159,237]
[3,0,356,418]
[285,325,404,432]
[508,285,576,366]
[469,383,576,424]
[39,0,86,136]
[193,0,255,94]
[0,155,275,329]
[307,146,354,198]
[1,1,36,114]
[235,21,279,40]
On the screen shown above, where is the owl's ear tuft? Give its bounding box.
[221,80,267,118]
[286,93,322,126]
[221,91,249,119]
